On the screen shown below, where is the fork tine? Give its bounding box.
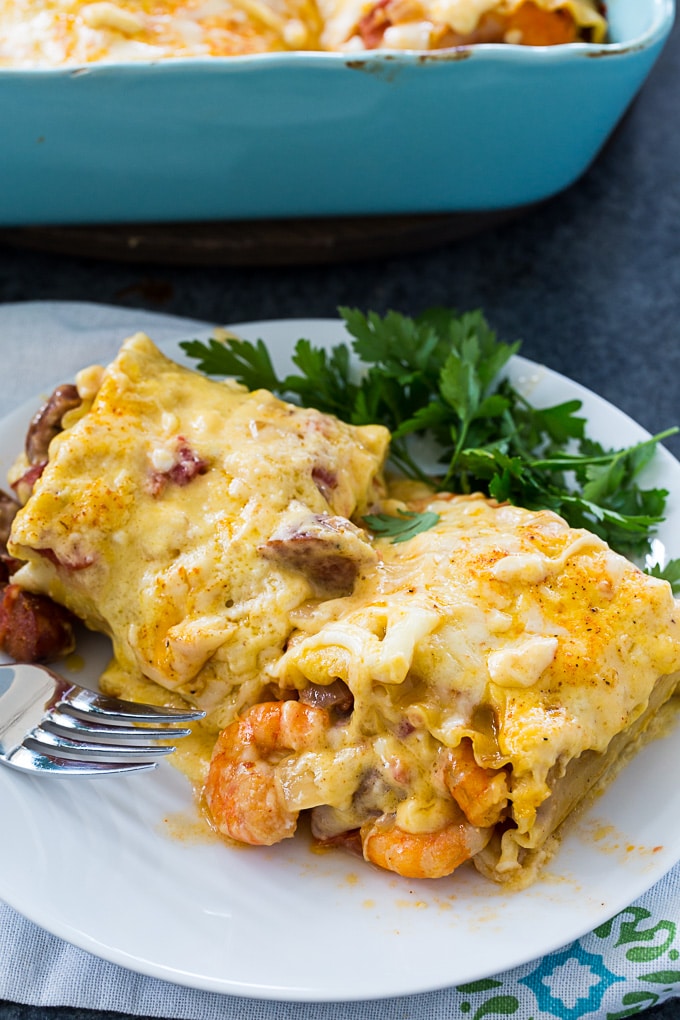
[4,743,158,776]
[0,662,205,778]
[27,728,177,760]
[43,708,192,740]
[62,686,205,724]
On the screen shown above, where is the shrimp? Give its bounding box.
[505,2,578,46]
[204,700,329,846]
[360,809,492,879]
[443,740,509,829]
[360,739,508,878]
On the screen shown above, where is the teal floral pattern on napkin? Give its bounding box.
[453,871,680,1020]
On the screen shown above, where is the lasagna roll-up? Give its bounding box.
[7,334,389,730]
[319,0,607,51]
[204,490,680,884]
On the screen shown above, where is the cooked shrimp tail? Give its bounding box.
[360,810,492,879]
[443,739,509,828]
[204,700,329,846]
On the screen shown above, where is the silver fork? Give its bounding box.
[0,662,205,777]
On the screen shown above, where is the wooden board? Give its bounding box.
[0,209,527,266]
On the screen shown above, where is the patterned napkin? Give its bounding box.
[1,302,679,1020]
[2,865,680,1019]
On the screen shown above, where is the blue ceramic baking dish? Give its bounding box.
[0,0,673,226]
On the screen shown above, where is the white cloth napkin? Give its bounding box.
[1,301,679,1020]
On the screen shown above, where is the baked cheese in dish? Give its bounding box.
[320,0,606,52]
[0,0,605,65]
[204,488,680,883]
[0,0,323,65]
[7,334,389,730]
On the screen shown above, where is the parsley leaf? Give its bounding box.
[180,337,280,392]
[180,309,679,561]
[646,558,680,595]
[363,510,441,544]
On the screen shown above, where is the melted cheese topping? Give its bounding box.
[269,491,680,845]
[8,334,389,729]
[0,0,605,64]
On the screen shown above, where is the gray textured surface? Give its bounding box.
[0,12,679,1020]
[0,1004,676,1020]
[0,996,679,1020]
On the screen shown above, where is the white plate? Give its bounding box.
[0,318,679,1003]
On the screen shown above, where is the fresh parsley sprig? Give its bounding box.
[363,510,441,544]
[180,308,680,588]
[647,560,680,591]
